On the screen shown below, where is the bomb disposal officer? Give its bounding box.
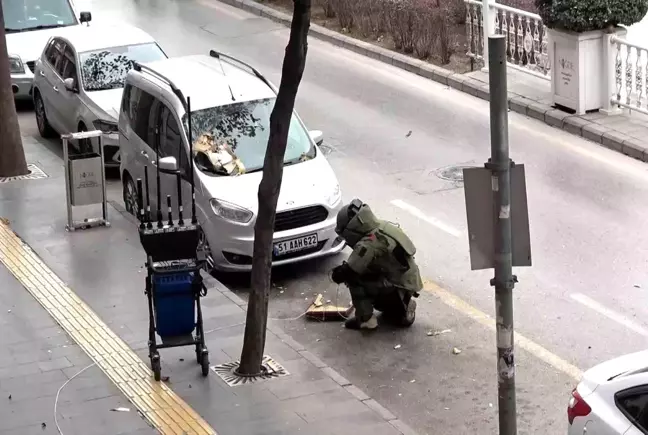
[331,199,423,330]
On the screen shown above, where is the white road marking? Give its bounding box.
[426,281,583,381]
[390,199,462,238]
[571,293,648,337]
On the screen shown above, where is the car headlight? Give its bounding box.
[326,184,341,207]
[210,199,253,223]
[9,55,25,74]
[92,119,118,134]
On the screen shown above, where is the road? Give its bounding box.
[17,0,648,432]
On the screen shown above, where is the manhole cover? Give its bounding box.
[434,165,478,183]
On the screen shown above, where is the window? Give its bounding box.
[616,387,648,433]
[128,87,161,150]
[159,106,188,173]
[79,43,166,92]
[2,0,77,33]
[60,46,77,82]
[44,39,64,69]
[121,85,132,120]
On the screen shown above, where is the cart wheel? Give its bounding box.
[195,347,202,364]
[151,357,161,382]
[200,351,210,377]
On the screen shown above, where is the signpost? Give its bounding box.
[463,35,532,435]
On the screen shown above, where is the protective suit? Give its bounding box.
[332,199,423,330]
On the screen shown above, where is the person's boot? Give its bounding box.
[345,314,378,330]
[401,299,416,327]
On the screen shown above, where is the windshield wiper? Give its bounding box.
[5,27,26,33]
[28,24,67,31]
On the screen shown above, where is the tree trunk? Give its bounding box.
[238,0,311,376]
[0,2,28,178]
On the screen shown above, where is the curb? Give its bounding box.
[200,273,419,435]
[214,0,647,163]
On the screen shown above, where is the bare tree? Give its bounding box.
[0,2,28,177]
[237,0,312,376]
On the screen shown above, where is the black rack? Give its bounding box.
[208,49,275,93]
[134,95,209,381]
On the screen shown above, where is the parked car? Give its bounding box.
[32,24,167,166]
[3,0,91,100]
[568,350,648,434]
[119,51,345,271]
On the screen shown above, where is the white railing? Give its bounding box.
[609,36,648,115]
[465,0,551,80]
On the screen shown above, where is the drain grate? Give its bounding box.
[0,164,48,183]
[212,355,289,387]
[434,165,478,183]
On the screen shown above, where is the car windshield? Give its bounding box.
[80,43,166,92]
[2,0,77,32]
[185,98,315,176]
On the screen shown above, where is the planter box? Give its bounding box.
[548,27,627,115]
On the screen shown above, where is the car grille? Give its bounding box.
[274,206,329,232]
[26,61,35,73]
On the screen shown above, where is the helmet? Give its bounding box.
[335,199,380,247]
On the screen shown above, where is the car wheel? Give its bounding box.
[77,123,92,154]
[34,92,56,139]
[198,228,214,272]
[123,175,139,217]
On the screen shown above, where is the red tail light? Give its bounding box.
[568,388,592,425]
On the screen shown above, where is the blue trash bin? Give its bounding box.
[153,272,196,338]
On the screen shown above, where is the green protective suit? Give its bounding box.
[337,203,423,323]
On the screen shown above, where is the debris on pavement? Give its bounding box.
[7,310,10,313]
[409,379,416,383]
[179,358,184,362]
[42,423,46,429]
[8,394,11,400]
[452,347,462,355]
[427,329,451,337]
[161,376,170,382]
[405,130,412,138]
[394,344,402,350]
[635,284,641,288]
[111,407,130,412]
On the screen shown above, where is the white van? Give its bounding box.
[3,0,91,100]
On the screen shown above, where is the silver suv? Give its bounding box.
[119,51,345,272]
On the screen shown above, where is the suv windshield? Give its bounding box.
[186,98,315,176]
[80,43,166,92]
[2,0,76,33]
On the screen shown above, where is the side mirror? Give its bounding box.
[63,77,77,93]
[159,156,179,175]
[79,11,92,24]
[309,130,324,146]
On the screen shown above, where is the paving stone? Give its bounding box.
[545,109,569,128]
[527,102,550,121]
[582,123,612,144]
[345,384,370,401]
[321,366,351,386]
[298,350,327,368]
[622,138,648,161]
[602,131,629,152]
[563,116,591,136]
[364,398,398,421]
[508,96,531,116]
[38,356,72,372]
[389,419,419,435]
[282,389,368,423]
[266,377,339,400]
[447,74,466,91]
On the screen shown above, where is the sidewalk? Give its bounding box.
[0,135,416,435]
[216,0,648,163]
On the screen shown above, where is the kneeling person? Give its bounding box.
[331,199,423,330]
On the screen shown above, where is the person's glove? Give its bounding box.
[331,263,351,284]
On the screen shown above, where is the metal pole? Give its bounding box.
[487,35,517,435]
[98,135,108,223]
[63,137,73,231]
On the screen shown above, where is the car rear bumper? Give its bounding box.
[12,75,33,100]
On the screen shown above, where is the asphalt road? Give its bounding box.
[16,0,648,432]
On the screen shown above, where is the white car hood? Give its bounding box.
[198,156,339,212]
[85,88,123,121]
[6,25,80,62]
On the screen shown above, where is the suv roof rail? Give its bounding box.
[133,62,188,111]
[208,49,274,92]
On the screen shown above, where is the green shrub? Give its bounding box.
[535,0,648,32]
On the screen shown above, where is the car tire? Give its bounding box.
[34,91,56,139]
[122,175,139,217]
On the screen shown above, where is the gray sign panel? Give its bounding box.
[463,165,532,271]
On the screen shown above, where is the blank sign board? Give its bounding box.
[463,165,532,271]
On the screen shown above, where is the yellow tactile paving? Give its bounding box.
[0,219,216,435]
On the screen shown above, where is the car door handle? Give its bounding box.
[39,71,45,77]
[151,160,157,167]
[53,86,59,93]
[140,150,149,159]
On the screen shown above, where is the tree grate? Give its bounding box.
[211,355,289,387]
[0,164,48,183]
[433,165,478,183]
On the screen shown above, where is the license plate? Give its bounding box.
[274,234,318,256]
